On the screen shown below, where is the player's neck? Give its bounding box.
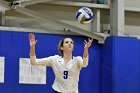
[63,52,72,61]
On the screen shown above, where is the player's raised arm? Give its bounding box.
[83,38,93,67]
[29,33,37,65]
[29,33,37,56]
[29,33,53,66]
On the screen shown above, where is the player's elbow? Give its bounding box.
[30,59,37,66]
[31,61,35,65]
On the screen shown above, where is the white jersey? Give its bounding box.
[30,55,88,93]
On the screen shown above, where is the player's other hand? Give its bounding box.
[84,38,93,49]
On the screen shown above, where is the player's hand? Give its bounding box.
[28,33,37,47]
[84,38,93,49]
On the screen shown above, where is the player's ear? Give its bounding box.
[60,46,63,50]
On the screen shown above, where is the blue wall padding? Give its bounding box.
[100,37,113,93]
[113,37,140,93]
[0,31,100,93]
[101,36,140,93]
[0,30,140,93]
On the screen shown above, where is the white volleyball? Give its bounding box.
[76,7,94,24]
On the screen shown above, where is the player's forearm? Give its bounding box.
[83,48,88,57]
[30,46,36,65]
[83,48,89,67]
[30,46,35,56]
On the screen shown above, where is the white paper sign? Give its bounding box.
[0,57,4,83]
[19,58,46,84]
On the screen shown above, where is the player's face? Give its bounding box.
[62,38,74,52]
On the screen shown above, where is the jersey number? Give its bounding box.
[63,71,68,79]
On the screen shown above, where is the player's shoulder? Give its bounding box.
[48,55,62,63]
[51,55,61,58]
[73,56,83,61]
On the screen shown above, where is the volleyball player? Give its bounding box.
[29,33,93,93]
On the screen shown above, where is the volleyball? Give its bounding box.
[76,7,94,24]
